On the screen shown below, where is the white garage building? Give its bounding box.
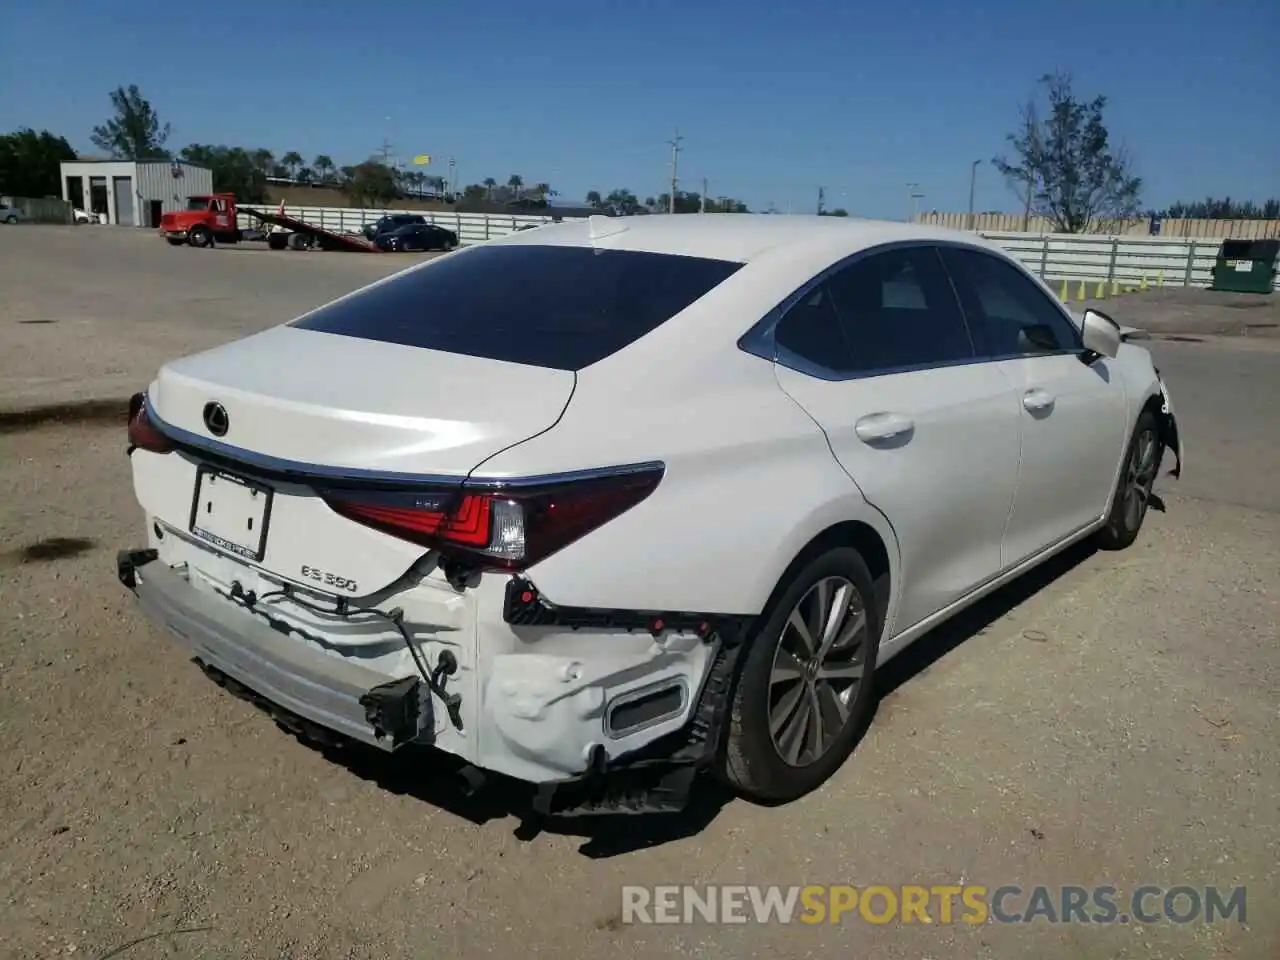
[59,160,214,227]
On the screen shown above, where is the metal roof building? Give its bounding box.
[59,160,214,227]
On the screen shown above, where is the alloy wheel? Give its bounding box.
[1123,427,1159,531]
[767,576,868,767]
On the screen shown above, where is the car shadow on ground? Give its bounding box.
[273,534,1114,858]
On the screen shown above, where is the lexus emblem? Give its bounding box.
[202,401,229,437]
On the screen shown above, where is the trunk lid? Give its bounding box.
[148,324,575,478]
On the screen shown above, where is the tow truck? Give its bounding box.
[158,194,381,253]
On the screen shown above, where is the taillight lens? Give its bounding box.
[127,392,175,454]
[323,465,664,571]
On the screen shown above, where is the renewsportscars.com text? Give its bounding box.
[621,884,1247,926]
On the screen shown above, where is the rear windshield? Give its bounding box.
[292,243,744,370]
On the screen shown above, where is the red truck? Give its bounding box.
[158,194,380,252]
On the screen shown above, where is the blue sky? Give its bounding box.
[2,0,1275,218]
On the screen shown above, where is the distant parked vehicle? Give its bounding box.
[361,213,428,241]
[373,223,459,252]
[159,194,380,253]
[74,208,105,224]
[0,201,25,224]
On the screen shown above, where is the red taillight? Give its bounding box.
[127,392,175,454]
[324,466,663,571]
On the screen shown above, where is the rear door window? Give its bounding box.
[939,246,1082,356]
[823,246,976,374]
[293,243,743,370]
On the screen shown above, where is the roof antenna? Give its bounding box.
[587,214,628,243]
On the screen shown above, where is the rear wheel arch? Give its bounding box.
[765,519,893,627]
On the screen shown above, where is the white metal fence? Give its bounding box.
[237,205,563,247]
[246,205,1277,290]
[985,231,1276,290]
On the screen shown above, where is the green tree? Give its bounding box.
[280,151,304,180]
[994,72,1142,233]
[506,174,523,199]
[313,154,335,184]
[1153,197,1280,220]
[177,144,269,202]
[343,159,399,206]
[90,85,171,160]
[648,190,749,214]
[251,149,275,177]
[599,188,644,215]
[0,128,76,197]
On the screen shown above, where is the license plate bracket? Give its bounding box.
[188,466,274,562]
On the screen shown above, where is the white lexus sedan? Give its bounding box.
[118,215,1183,815]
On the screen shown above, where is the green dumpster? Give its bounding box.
[1210,238,1278,294]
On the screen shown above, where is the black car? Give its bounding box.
[374,223,459,252]
[361,213,428,241]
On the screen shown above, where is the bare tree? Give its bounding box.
[994,72,1142,233]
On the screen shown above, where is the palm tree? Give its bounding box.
[313,154,335,185]
[251,149,275,176]
[281,151,303,180]
[483,177,497,201]
[507,174,523,201]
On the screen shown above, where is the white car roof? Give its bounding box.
[489,213,1006,264]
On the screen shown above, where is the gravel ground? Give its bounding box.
[0,226,429,412]
[1073,286,1280,341]
[0,226,1277,959]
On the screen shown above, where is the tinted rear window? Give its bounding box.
[292,244,744,370]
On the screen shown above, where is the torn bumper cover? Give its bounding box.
[117,550,753,815]
[117,549,427,749]
[1155,375,1184,479]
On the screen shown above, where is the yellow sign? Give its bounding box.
[412,155,432,166]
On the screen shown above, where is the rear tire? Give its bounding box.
[719,547,882,803]
[1096,409,1162,551]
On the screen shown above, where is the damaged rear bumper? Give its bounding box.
[117,549,427,749]
[117,548,752,815]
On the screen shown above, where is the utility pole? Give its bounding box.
[906,182,924,222]
[967,160,981,231]
[700,177,707,213]
[666,129,683,214]
[817,186,825,215]
[380,115,394,167]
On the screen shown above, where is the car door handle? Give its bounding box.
[854,412,914,443]
[1022,388,1056,412]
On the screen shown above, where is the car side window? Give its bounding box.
[772,284,856,373]
[822,246,976,374]
[939,247,1082,356]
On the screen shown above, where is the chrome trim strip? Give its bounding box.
[147,405,665,491]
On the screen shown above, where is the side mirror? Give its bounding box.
[1080,308,1121,360]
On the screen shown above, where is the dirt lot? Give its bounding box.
[1,227,1277,959]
